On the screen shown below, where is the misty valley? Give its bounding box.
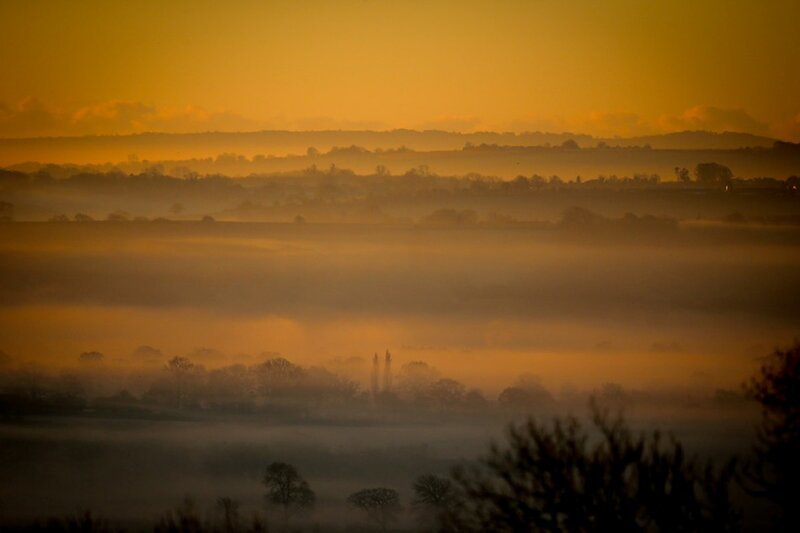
[1,156,799,530]
[4,1,800,530]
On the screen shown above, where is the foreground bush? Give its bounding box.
[441,406,739,532]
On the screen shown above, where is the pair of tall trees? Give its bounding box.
[261,462,316,523]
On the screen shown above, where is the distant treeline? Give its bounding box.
[3,158,797,193]
[0,353,748,422]
[1,161,798,224]
[3,137,800,181]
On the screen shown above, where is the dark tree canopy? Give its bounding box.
[745,340,800,529]
[413,474,457,508]
[262,462,315,521]
[694,162,733,185]
[441,407,738,532]
[347,487,402,531]
[560,139,580,150]
[674,166,691,183]
[166,356,195,373]
[412,474,458,529]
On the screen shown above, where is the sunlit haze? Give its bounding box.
[1,1,799,531]
[1,0,799,138]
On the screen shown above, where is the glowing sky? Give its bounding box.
[1,0,799,138]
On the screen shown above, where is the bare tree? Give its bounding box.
[371,352,380,398]
[745,340,800,530]
[45,509,110,532]
[383,350,393,392]
[262,461,315,522]
[347,487,402,531]
[253,357,305,399]
[427,379,466,408]
[674,166,691,183]
[412,474,457,530]
[441,405,738,532]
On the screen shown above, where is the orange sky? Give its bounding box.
[1,0,799,139]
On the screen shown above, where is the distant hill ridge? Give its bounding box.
[0,130,781,166]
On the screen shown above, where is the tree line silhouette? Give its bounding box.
[0,353,750,421]
[2,161,798,223]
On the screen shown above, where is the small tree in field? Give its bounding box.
[412,474,457,530]
[347,487,402,531]
[262,462,315,522]
[694,162,733,186]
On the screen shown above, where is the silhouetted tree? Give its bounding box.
[154,497,203,533]
[674,166,691,183]
[262,461,315,522]
[744,340,800,530]
[167,356,195,373]
[441,406,738,532]
[694,162,733,186]
[347,488,402,531]
[428,378,466,408]
[560,139,580,150]
[37,509,110,532]
[397,361,440,400]
[79,351,104,363]
[463,389,489,409]
[253,357,305,399]
[497,374,554,410]
[216,497,241,533]
[383,350,393,392]
[412,474,457,530]
[166,356,196,408]
[372,352,380,398]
